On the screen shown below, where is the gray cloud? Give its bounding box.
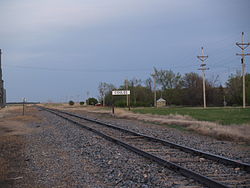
[0,0,250,102]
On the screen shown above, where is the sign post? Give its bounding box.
[112,90,131,114]
[22,98,26,116]
[112,94,114,114]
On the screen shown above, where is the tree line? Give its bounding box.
[98,68,250,107]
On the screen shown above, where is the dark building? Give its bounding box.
[0,49,6,107]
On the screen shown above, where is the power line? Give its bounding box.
[2,63,208,73]
[3,65,153,73]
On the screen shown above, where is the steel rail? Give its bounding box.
[39,106,230,188]
[40,106,250,173]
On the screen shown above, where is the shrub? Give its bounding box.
[79,101,85,105]
[69,100,74,105]
[114,101,127,107]
[87,97,98,105]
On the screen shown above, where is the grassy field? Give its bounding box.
[131,107,250,125]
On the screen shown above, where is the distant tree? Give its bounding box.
[130,86,153,107]
[130,78,142,87]
[87,97,98,105]
[144,77,153,91]
[153,68,183,90]
[246,74,250,105]
[162,88,184,106]
[182,72,203,106]
[198,74,221,106]
[226,72,250,105]
[79,101,85,105]
[98,82,115,106]
[182,72,202,88]
[208,74,220,87]
[97,69,250,107]
[218,85,226,106]
[226,71,242,105]
[69,100,74,105]
[129,78,142,105]
[206,85,225,106]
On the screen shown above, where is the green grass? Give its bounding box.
[131,107,250,125]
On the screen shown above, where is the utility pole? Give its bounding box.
[197,47,209,108]
[223,96,227,107]
[0,49,4,107]
[103,94,105,107]
[125,79,128,106]
[152,73,157,107]
[236,32,250,108]
[22,98,26,115]
[86,91,89,105]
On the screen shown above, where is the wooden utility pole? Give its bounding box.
[103,94,105,106]
[152,73,157,107]
[125,79,128,107]
[0,49,4,108]
[236,32,250,108]
[112,94,114,114]
[125,79,131,110]
[197,47,209,108]
[22,98,26,115]
[86,91,89,105]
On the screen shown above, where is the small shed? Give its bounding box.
[156,98,166,107]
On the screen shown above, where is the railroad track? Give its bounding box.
[39,106,250,188]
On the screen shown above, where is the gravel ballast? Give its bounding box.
[2,106,249,187]
[68,109,250,164]
[19,108,203,187]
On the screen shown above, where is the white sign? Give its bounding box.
[112,90,130,95]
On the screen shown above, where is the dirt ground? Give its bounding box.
[0,105,41,187]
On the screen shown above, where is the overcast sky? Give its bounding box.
[1,0,250,102]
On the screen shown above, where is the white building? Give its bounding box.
[156,98,166,107]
